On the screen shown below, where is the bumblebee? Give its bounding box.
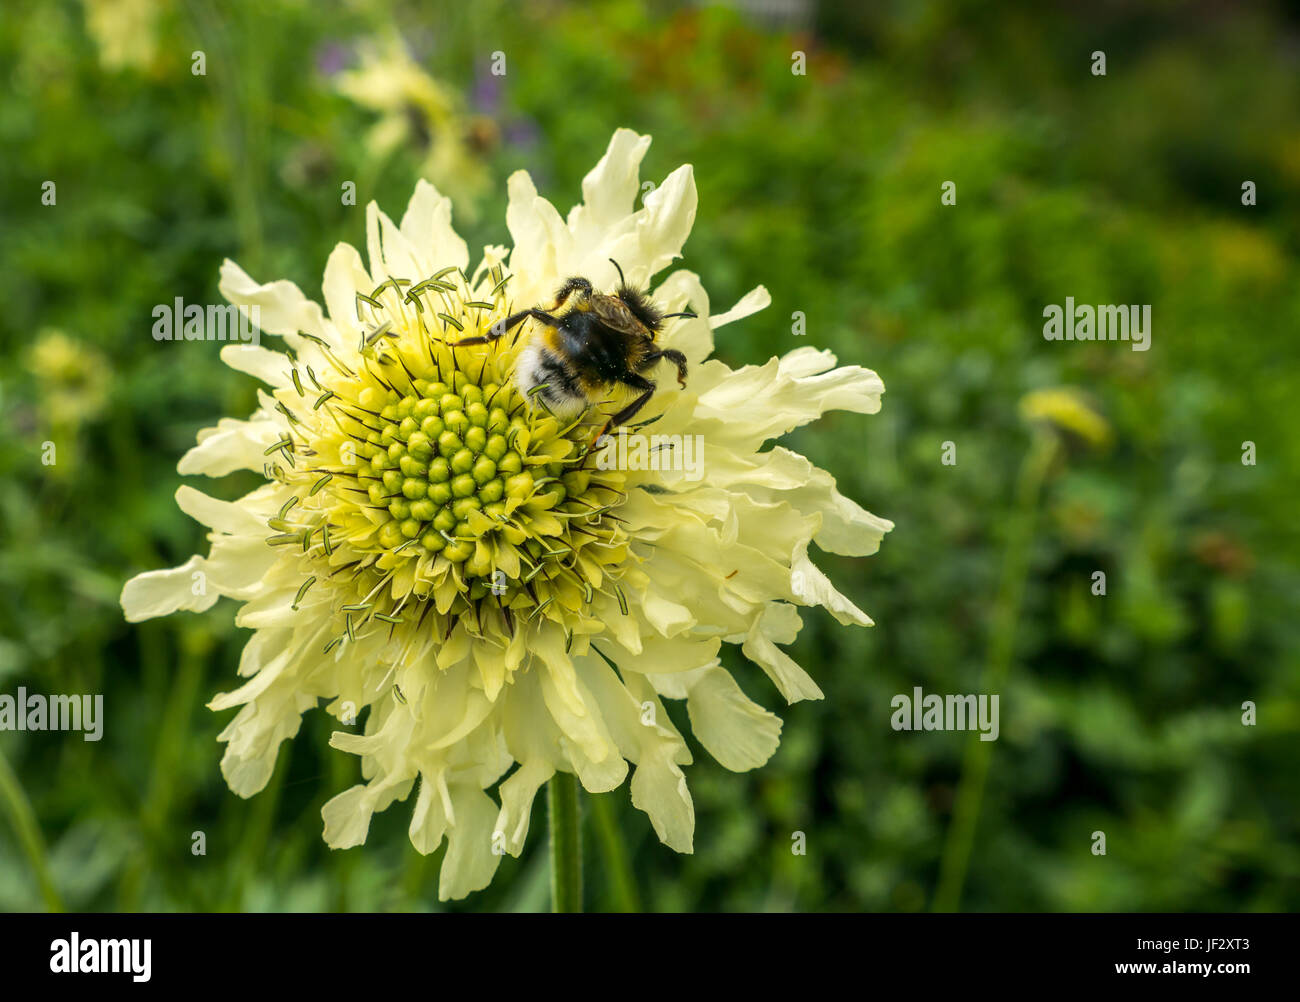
[452,260,695,429]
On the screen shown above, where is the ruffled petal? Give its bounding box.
[218,259,332,351]
[120,556,219,621]
[685,667,782,771]
[438,783,503,900]
[494,759,554,857]
[177,415,282,477]
[399,179,470,275]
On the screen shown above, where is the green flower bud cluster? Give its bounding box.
[362,377,539,567]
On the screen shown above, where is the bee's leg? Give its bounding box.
[452,309,560,347]
[646,348,688,387]
[550,278,593,310]
[591,373,656,446]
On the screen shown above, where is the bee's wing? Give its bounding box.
[588,295,651,339]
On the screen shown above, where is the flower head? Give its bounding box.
[27,328,111,429]
[1019,387,1112,451]
[81,0,163,72]
[121,130,891,899]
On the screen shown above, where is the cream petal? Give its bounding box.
[505,170,572,303]
[795,467,894,557]
[400,178,470,275]
[692,347,885,448]
[572,655,648,756]
[207,631,295,712]
[567,734,629,793]
[120,556,219,622]
[759,600,803,644]
[535,640,626,790]
[494,759,554,856]
[438,783,503,900]
[634,163,697,279]
[699,444,892,556]
[792,542,873,626]
[686,667,782,771]
[219,344,292,388]
[218,259,330,350]
[221,685,314,797]
[711,284,771,329]
[573,128,652,234]
[408,770,450,856]
[501,669,561,765]
[426,688,495,752]
[605,623,721,680]
[741,613,825,703]
[177,416,281,477]
[367,201,421,284]
[235,626,292,679]
[200,533,279,600]
[174,485,267,536]
[652,269,714,365]
[322,784,373,848]
[638,586,695,637]
[322,241,372,345]
[630,742,694,854]
[603,671,693,851]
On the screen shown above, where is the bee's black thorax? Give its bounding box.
[556,310,643,383]
[613,285,664,333]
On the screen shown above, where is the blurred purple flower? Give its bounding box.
[472,71,502,114]
[315,41,352,77]
[505,116,541,152]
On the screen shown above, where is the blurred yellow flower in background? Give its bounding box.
[1019,387,1112,451]
[81,0,164,72]
[26,329,111,431]
[336,33,491,220]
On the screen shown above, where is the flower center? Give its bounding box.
[261,266,633,655]
[367,379,541,565]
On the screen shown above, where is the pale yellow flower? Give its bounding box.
[121,130,891,899]
[336,34,489,218]
[27,329,111,429]
[81,0,164,72]
[1019,387,1112,450]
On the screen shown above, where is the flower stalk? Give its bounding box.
[590,792,641,912]
[0,747,63,912]
[932,430,1058,913]
[548,773,582,913]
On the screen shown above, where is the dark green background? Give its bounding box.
[1,0,1296,911]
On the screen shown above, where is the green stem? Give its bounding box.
[932,432,1058,913]
[0,747,63,912]
[590,792,641,912]
[223,751,288,910]
[119,638,204,909]
[548,773,582,913]
[186,0,264,269]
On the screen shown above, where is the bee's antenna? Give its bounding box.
[608,258,626,288]
[661,311,697,320]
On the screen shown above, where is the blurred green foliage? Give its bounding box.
[0,0,1297,912]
